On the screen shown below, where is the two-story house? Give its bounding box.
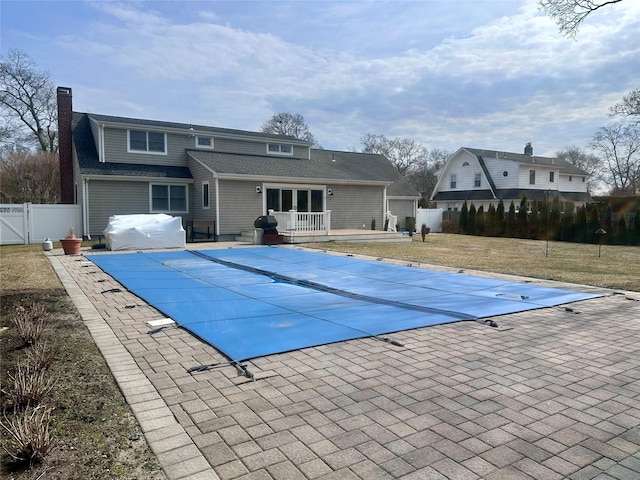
[430,143,592,211]
[57,87,419,241]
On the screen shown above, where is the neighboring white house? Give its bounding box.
[430,143,592,211]
[57,87,419,241]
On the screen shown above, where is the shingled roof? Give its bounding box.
[187,148,415,187]
[72,111,419,197]
[73,113,192,179]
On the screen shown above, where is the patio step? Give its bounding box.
[235,231,255,243]
[237,229,413,244]
[286,231,413,244]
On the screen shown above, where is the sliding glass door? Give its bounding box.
[266,187,324,213]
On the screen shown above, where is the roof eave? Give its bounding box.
[81,173,194,183]
[216,173,389,185]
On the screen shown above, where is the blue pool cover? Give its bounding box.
[87,247,600,362]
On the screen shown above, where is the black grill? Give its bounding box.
[254,215,278,234]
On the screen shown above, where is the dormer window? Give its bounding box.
[196,136,214,149]
[462,161,470,167]
[128,130,166,154]
[267,143,293,155]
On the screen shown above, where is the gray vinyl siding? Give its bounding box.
[85,180,192,236]
[328,185,384,230]
[217,180,264,235]
[86,180,150,236]
[187,158,217,223]
[388,199,415,229]
[213,138,308,159]
[103,127,309,166]
[102,127,189,167]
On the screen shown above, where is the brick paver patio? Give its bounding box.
[49,244,640,480]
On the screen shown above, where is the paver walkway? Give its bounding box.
[49,244,640,480]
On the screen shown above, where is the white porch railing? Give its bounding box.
[269,210,331,235]
[385,212,398,232]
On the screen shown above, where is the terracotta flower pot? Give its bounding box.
[60,238,82,255]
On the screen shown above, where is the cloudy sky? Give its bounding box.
[2,0,638,156]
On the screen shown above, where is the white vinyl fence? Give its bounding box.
[416,208,443,233]
[0,203,81,245]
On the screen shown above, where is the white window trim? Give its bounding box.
[202,181,210,210]
[195,135,214,149]
[127,129,167,155]
[266,143,294,156]
[474,172,481,188]
[149,183,189,213]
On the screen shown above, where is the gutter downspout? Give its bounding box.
[99,124,105,162]
[215,176,220,238]
[83,177,91,239]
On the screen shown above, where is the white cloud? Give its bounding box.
[18,0,634,153]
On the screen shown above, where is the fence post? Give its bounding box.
[289,210,296,231]
[26,203,33,244]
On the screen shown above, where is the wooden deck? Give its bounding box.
[281,228,412,244]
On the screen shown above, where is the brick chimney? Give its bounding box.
[57,86,74,204]
[524,142,533,156]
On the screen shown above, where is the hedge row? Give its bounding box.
[457,197,640,246]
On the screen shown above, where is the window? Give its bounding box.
[549,171,555,183]
[151,184,187,212]
[202,181,209,209]
[267,143,293,155]
[128,130,166,153]
[569,176,572,181]
[450,174,457,189]
[266,187,324,212]
[462,161,470,167]
[529,170,536,185]
[474,173,481,187]
[196,136,213,149]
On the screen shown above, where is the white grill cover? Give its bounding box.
[104,214,185,251]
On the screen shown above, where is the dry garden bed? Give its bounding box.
[0,245,165,480]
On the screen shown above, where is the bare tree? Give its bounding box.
[610,87,640,119]
[360,134,428,175]
[555,146,602,193]
[0,49,57,152]
[539,0,624,37]
[590,120,640,195]
[409,148,449,202]
[0,150,60,203]
[261,112,320,148]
